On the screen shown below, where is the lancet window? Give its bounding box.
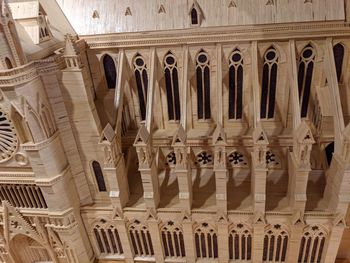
[298,225,327,263]
[229,223,252,261]
[194,223,218,259]
[103,55,117,89]
[92,161,107,192]
[228,49,244,119]
[129,220,154,257]
[161,221,186,258]
[196,51,211,120]
[134,54,148,121]
[191,7,199,25]
[333,43,345,82]
[93,221,123,256]
[261,47,278,119]
[164,52,181,121]
[263,224,289,262]
[298,44,315,118]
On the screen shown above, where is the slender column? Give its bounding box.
[251,41,261,128]
[172,125,192,210]
[147,216,164,263]
[213,125,228,213]
[134,125,160,208]
[114,211,134,263]
[217,217,229,263]
[252,216,265,263]
[287,214,305,263]
[181,46,189,130]
[251,124,268,213]
[146,47,157,132]
[216,44,223,125]
[182,217,196,263]
[322,222,346,263]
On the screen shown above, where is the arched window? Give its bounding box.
[191,7,199,25]
[5,57,12,69]
[93,220,123,256]
[196,51,211,120]
[298,44,315,118]
[164,52,181,121]
[103,55,117,89]
[128,220,154,257]
[298,225,327,263]
[134,54,148,121]
[161,221,186,258]
[92,161,107,192]
[194,223,218,259]
[263,224,289,262]
[228,49,244,119]
[333,43,345,82]
[325,142,334,166]
[229,223,252,261]
[261,47,278,119]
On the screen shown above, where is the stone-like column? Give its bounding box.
[213,125,228,213]
[134,125,160,208]
[287,213,305,263]
[181,212,196,263]
[172,125,192,210]
[252,214,265,263]
[147,210,164,263]
[251,124,268,213]
[217,215,229,263]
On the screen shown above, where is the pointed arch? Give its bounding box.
[164,52,181,121]
[333,43,345,82]
[298,225,327,263]
[196,50,211,120]
[128,220,154,257]
[4,57,12,69]
[133,54,148,121]
[103,54,117,89]
[229,223,252,261]
[263,224,289,262]
[190,6,199,25]
[261,46,278,119]
[160,221,186,258]
[91,161,107,192]
[298,44,316,118]
[194,223,218,259]
[228,49,244,119]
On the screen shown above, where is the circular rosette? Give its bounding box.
[0,110,18,163]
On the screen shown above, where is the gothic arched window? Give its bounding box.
[333,43,345,82]
[134,54,148,121]
[161,221,186,258]
[128,220,154,257]
[229,49,244,119]
[196,51,211,120]
[191,7,199,25]
[93,220,123,256]
[194,223,218,259]
[229,223,252,261]
[164,52,181,121]
[92,161,107,192]
[298,44,315,118]
[325,142,334,166]
[103,55,117,89]
[262,225,289,262]
[298,225,327,263]
[261,47,278,119]
[5,57,12,69]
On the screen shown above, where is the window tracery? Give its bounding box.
[228,49,244,120]
[134,54,148,121]
[0,109,18,163]
[93,220,123,257]
[229,223,252,261]
[298,44,315,118]
[194,223,218,259]
[161,221,186,258]
[261,47,278,119]
[196,51,211,120]
[128,220,154,257]
[164,52,181,121]
[263,224,289,262]
[298,225,327,263]
[103,55,117,89]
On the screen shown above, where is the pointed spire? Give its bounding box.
[213,124,227,145]
[134,125,150,146]
[125,7,132,16]
[64,34,76,56]
[172,124,186,146]
[92,10,100,19]
[333,213,347,227]
[253,123,269,145]
[100,123,115,143]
